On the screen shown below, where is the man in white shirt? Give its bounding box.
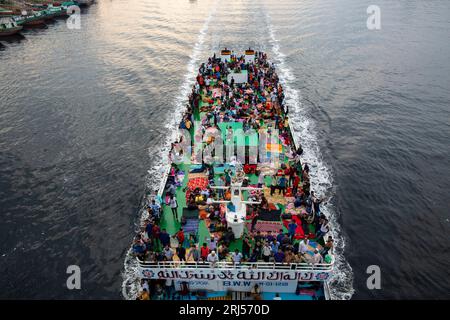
[232,249,243,264]
[163,245,174,261]
[207,250,219,267]
[298,236,310,255]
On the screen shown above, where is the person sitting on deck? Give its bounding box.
[284,249,295,264]
[311,249,323,265]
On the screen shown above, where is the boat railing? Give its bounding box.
[137,259,334,272]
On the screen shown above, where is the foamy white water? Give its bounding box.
[121,0,218,299]
[263,12,355,300]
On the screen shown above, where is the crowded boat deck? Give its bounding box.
[132,50,334,300]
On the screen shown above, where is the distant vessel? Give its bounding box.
[126,50,335,301]
[0,7,14,16]
[14,11,48,27]
[0,15,22,36]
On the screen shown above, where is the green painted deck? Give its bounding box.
[157,69,318,255]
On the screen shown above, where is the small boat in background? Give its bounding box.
[0,7,15,16]
[14,11,48,27]
[0,15,23,36]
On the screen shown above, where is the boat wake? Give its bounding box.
[264,12,355,300]
[121,0,218,300]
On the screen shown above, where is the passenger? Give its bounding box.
[316,218,330,240]
[159,229,170,248]
[242,235,252,260]
[207,250,219,267]
[284,250,295,263]
[250,208,259,232]
[208,236,217,251]
[262,242,272,262]
[311,249,323,265]
[173,228,185,246]
[137,288,150,300]
[231,249,243,265]
[270,238,280,255]
[288,220,297,240]
[154,284,164,300]
[165,279,175,299]
[276,229,284,243]
[149,200,161,223]
[298,236,310,256]
[266,230,275,243]
[200,243,210,261]
[321,235,334,256]
[187,244,200,262]
[257,170,265,188]
[216,175,225,199]
[274,248,285,263]
[176,242,186,261]
[270,174,277,196]
[292,173,301,196]
[163,245,174,261]
[169,195,178,220]
[278,175,287,196]
[251,284,262,300]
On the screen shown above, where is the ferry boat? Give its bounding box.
[126,50,334,301]
[0,15,22,36]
